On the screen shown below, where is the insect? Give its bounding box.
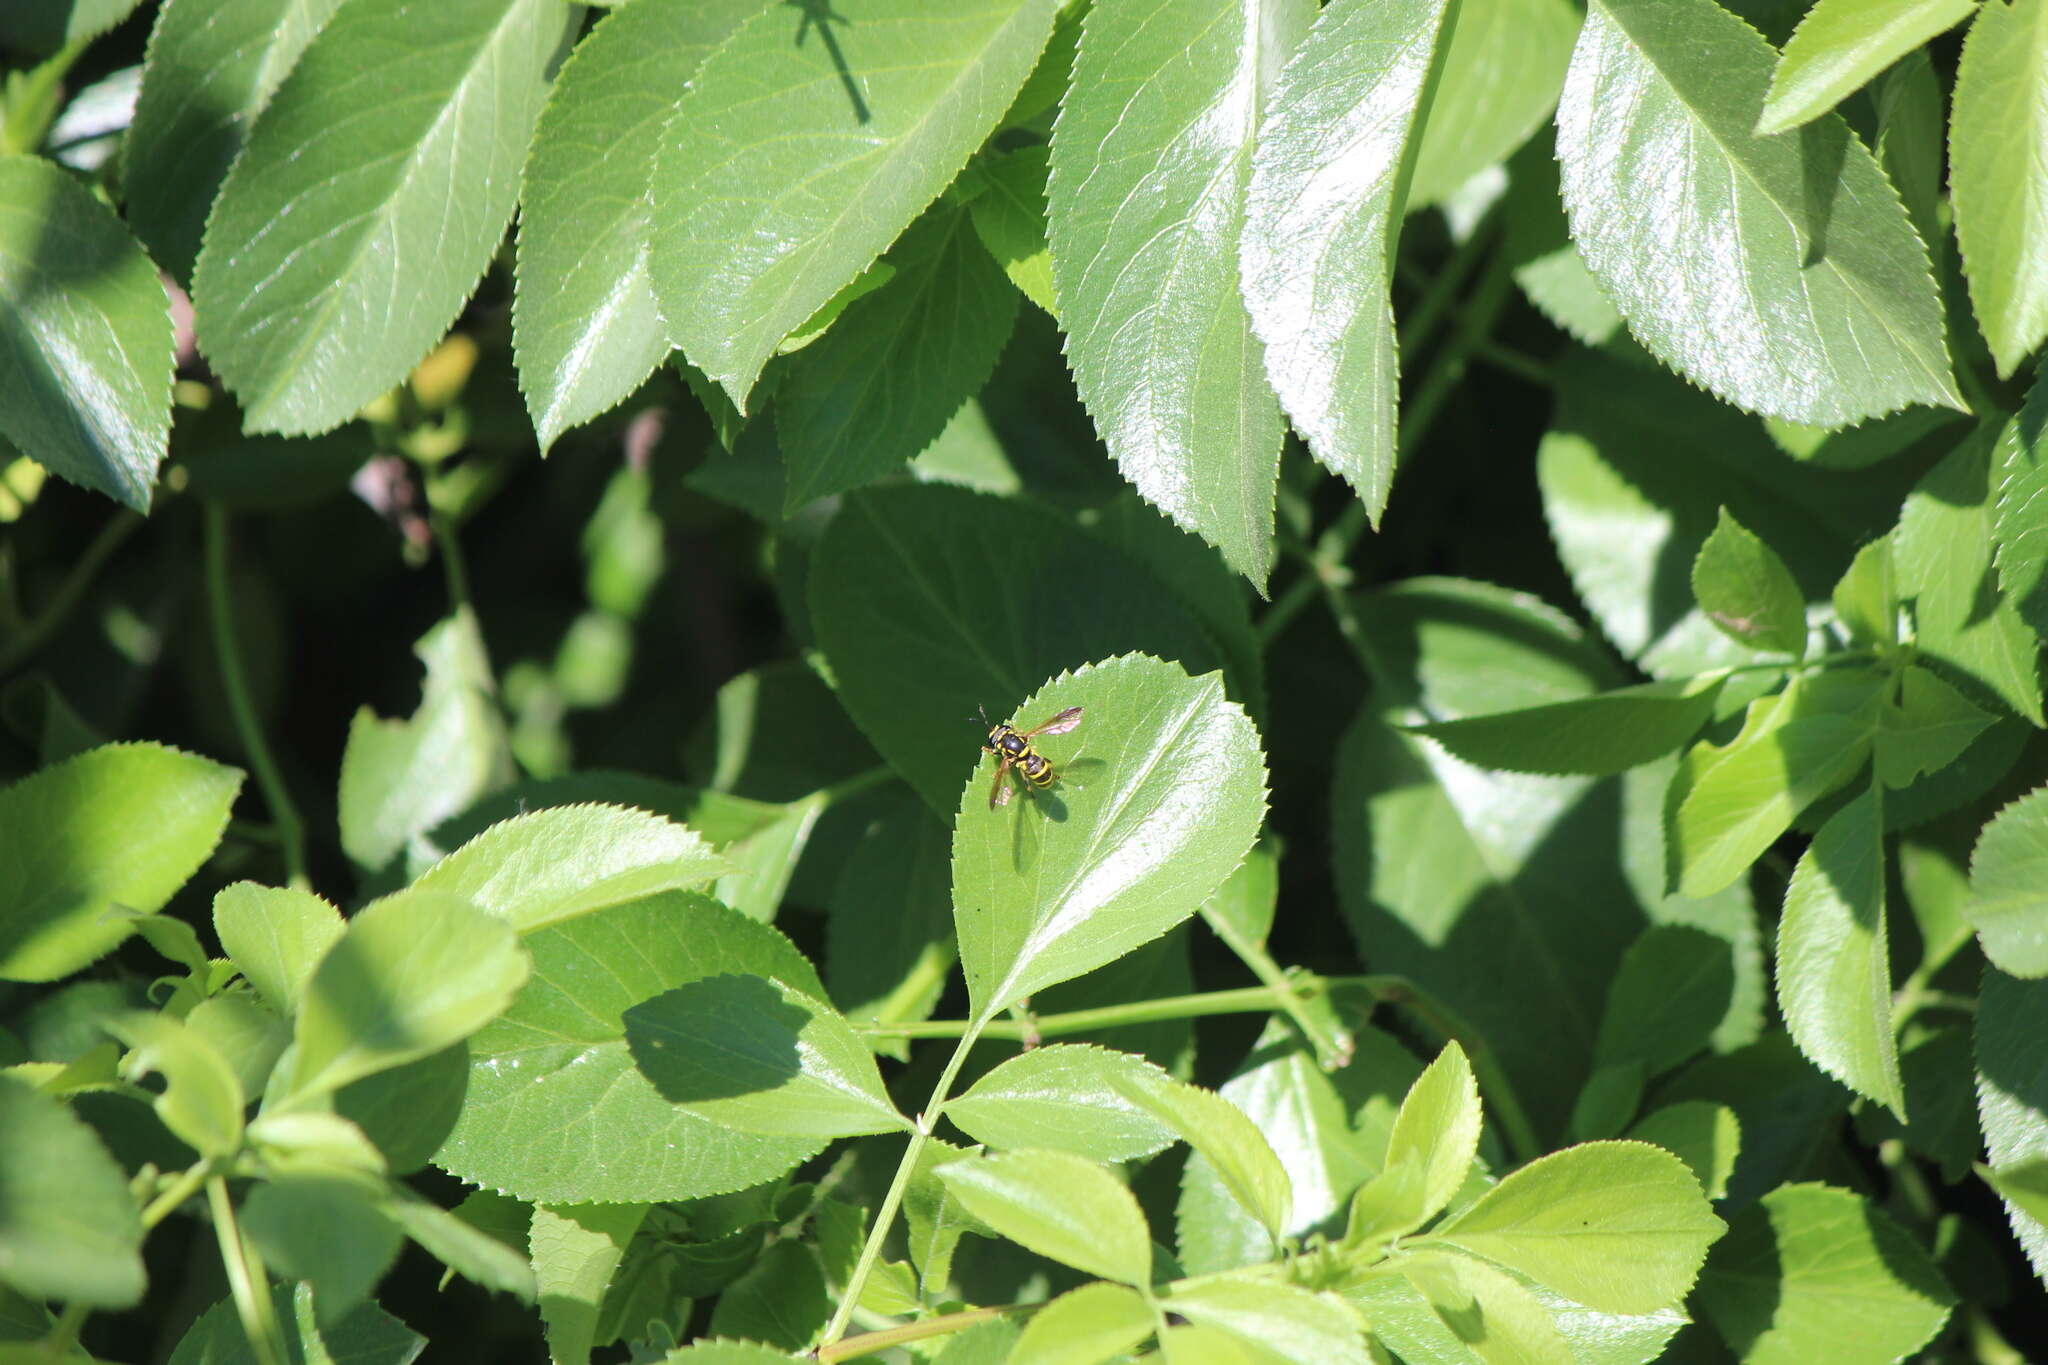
[980,704,1085,809]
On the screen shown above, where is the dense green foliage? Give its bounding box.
[1,0,2046,1362]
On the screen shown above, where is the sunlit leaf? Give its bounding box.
[1951,0,2048,377]
[1756,0,1975,136]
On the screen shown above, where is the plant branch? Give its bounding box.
[817,1303,1017,1363]
[859,983,1322,1043]
[209,1175,286,1365]
[0,507,142,678]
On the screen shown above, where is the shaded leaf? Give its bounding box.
[1624,1102,1741,1200]
[1406,0,1580,209]
[1951,0,2048,377]
[967,143,1055,316]
[1692,508,1807,657]
[1408,677,1724,777]
[242,1175,403,1326]
[1978,968,2048,1285]
[1757,0,1976,135]
[0,1074,144,1308]
[106,1011,246,1159]
[1967,785,2048,977]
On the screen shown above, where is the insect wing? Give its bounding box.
[1023,705,1084,739]
[989,755,1015,808]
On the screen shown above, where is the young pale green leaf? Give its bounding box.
[1405,0,1579,209]
[1351,1266,1688,1365]
[1052,0,1312,584]
[245,1110,386,1178]
[242,1175,404,1327]
[530,1203,645,1365]
[1625,1102,1741,1200]
[106,1011,247,1159]
[1983,1159,2048,1227]
[1994,377,2048,642]
[810,485,1225,814]
[777,208,1018,510]
[652,0,1058,410]
[945,1044,1178,1161]
[386,1191,535,1301]
[1596,924,1738,1080]
[1671,672,1880,898]
[436,892,826,1203]
[622,974,906,1139]
[1696,1183,1953,1365]
[1394,1254,1576,1365]
[1384,1043,1483,1230]
[1756,0,1976,135]
[1952,0,2048,377]
[338,609,515,878]
[0,1074,145,1308]
[967,144,1055,316]
[1967,787,2048,977]
[411,804,731,934]
[512,0,761,450]
[186,994,289,1103]
[1776,786,1903,1117]
[935,1150,1152,1286]
[1894,421,2045,724]
[0,742,241,982]
[1009,1280,1153,1365]
[1978,969,2048,1281]
[776,260,896,357]
[1556,0,1961,426]
[1427,1141,1724,1314]
[1238,0,1452,523]
[1111,1072,1292,1238]
[1407,677,1724,777]
[192,0,573,435]
[953,655,1266,1019]
[212,882,345,1016]
[1163,1277,1373,1365]
[1875,666,1995,788]
[1692,508,1808,658]
[1831,538,1898,648]
[124,0,345,285]
[0,156,174,509]
[288,888,530,1099]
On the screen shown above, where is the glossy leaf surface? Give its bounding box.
[1952,0,2048,377]
[1967,786,2048,977]
[935,1149,1152,1285]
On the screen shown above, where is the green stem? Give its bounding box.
[817,1304,1017,1363]
[813,763,895,809]
[0,37,89,156]
[1395,207,1499,362]
[819,1019,990,1348]
[0,508,142,678]
[206,506,308,889]
[430,512,470,610]
[1200,905,1352,1068]
[861,983,1321,1043]
[208,1176,286,1365]
[42,1301,89,1356]
[141,1162,213,1230]
[1473,341,1554,387]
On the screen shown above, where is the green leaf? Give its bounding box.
[1383,1044,1483,1231]
[1983,1159,2048,1227]
[1952,0,2048,377]
[1894,421,2045,724]
[1875,665,1995,787]
[1994,375,2048,641]
[287,888,530,1099]
[1671,671,1881,898]
[412,804,731,934]
[242,1175,403,1326]
[906,1137,992,1296]
[1426,1141,1724,1314]
[436,892,825,1203]
[1238,0,1451,522]
[946,1044,1178,1161]
[652,0,1058,410]
[245,1110,386,1179]
[1406,0,1580,209]
[0,155,174,509]
[1199,843,1280,953]
[1111,1073,1292,1238]
[1624,1102,1741,1200]
[1408,677,1724,777]
[338,609,514,878]
[1008,1281,1153,1365]
[1776,786,1903,1116]
[967,143,1056,316]
[106,1011,246,1159]
[1756,0,1976,135]
[191,0,573,435]
[1695,1183,1953,1365]
[824,788,954,1043]
[1692,508,1808,658]
[623,973,906,1139]
[1051,0,1311,584]
[1556,0,1961,425]
[703,1237,830,1350]
[124,0,345,285]
[1978,968,2048,1283]
[0,0,142,51]
[186,993,290,1102]
[1394,1254,1575,1365]
[167,1283,423,1365]
[1831,538,1897,648]
[935,1149,1152,1285]
[212,882,346,1016]
[776,260,897,357]
[630,1341,795,1365]
[386,1190,535,1300]
[512,0,761,450]
[777,208,1017,510]
[1163,1277,1372,1365]
[809,485,1226,814]
[1596,925,1738,1080]
[0,742,241,982]
[531,1203,646,1365]
[1967,786,2048,977]
[952,654,1267,1019]
[0,1074,145,1307]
